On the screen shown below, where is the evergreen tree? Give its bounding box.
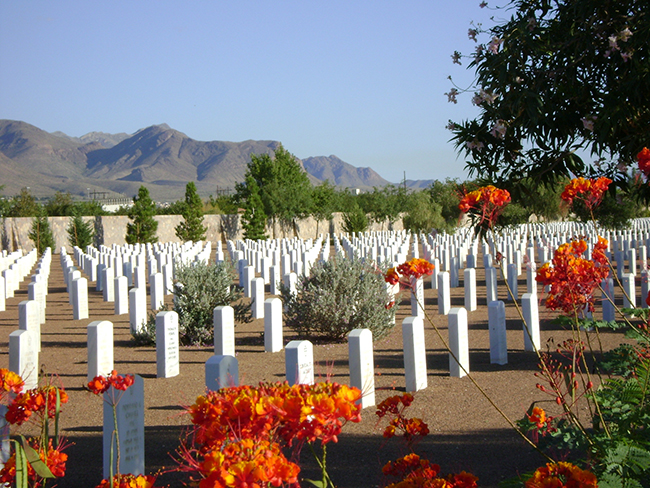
[67,210,95,249]
[125,186,158,244]
[175,182,207,242]
[242,177,268,240]
[29,213,55,254]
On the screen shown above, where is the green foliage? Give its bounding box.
[207,194,239,214]
[359,185,409,228]
[67,211,95,249]
[342,203,368,234]
[402,191,446,233]
[280,255,396,342]
[311,181,337,234]
[125,186,159,244]
[235,145,312,234]
[175,182,207,242]
[8,188,41,218]
[448,0,650,186]
[241,176,267,241]
[172,261,251,345]
[44,192,75,216]
[571,186,640,229]
[427,179,461,232]
[29,213,55,254]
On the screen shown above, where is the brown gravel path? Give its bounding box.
[0,250,632,487]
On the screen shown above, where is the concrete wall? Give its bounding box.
[0,213,404,254]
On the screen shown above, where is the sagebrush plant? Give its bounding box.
[172,261,251,345]
[280,254,396,342]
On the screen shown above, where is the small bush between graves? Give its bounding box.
[280,254,395,342]
[132,261,251,346]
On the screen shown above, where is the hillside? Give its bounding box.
[0,120,402,201]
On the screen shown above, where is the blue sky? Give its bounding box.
[0,1,497,184]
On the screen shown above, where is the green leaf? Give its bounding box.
[14,441,28,488]
[303,478,326,488]
[19,435,55,479]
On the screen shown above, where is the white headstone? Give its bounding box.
[522,293,540,352]
[285,340,314,386]
[114,276,129,315]
[129,287,147,334]
[213,306,235,356]
[102,267,115,302]
[410,277,425,318]
[488,301,507,365]
[103,375,145,479]
[402,316,427,392]
[448,308,469,378]
[87,320,114,382]
[150,273,165,310]
[486,267,498,303]
[251,277,265,319]
[348,328,375,408]
[264,298,283,353]
[72,277,89,320]
[156,311,179,378]
[19,300,41,352]
[463,268,477,312]
[437,271,451,315]
[205,355,239,390]
[9,329,38,390]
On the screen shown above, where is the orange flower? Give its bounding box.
[536,237,610,315]
[0,369,24,395]
[458,185,511,235]
[95,473,158,488]
[385,259,434,290]
[527,407,547,427]
[638,147,650,177]
[88,370,135,395]
[0,439,68,484]
[561,176,612,210]
[6,385,69,426]
[525,462,597,488]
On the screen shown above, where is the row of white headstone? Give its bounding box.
[8,248,52,391]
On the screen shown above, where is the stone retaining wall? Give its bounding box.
[1,213,404,253]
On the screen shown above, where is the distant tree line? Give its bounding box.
[2,145,649,253]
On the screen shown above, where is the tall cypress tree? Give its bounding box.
[67,209,95,249]
[125,186,158,244]
[175,182,207,242]
[29,212,56,254]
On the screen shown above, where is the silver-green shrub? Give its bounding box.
[280,254,396,342]
[132,261,251,346]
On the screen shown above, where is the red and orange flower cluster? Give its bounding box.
[184,381,362,487]
[637,147,650,177]
[536,237,610,315]
[458,185,511,234]
[383,453,478,488]
[560,177,612,210]
[95,473,158,488]
[386,258,435,287]
[87,370,135,395]
[0,370,69,487]
[5,384,69,426]
[376,394,429,446]
[0,439,68,486]
[525,462,597,488]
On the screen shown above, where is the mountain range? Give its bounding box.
[0,120,434,201]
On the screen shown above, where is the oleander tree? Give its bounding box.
[175,182,207,242]
[447,0,650,188]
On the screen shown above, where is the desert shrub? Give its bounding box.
[280,254,396,342]
[132,261,251,346]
